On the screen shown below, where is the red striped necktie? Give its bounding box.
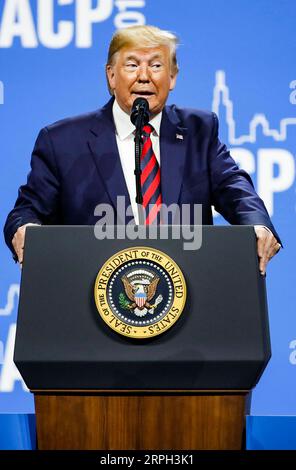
[140,124,162,225]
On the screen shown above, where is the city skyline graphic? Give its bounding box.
[212,70,296,145]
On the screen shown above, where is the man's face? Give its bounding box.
[106,45,177,117]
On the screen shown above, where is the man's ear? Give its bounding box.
[169,73,177,91]
[106,65,115,91]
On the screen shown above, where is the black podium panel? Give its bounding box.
[14,226,270,390]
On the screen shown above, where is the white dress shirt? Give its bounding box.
[112,99,162,224]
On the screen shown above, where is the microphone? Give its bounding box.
[130,97,150,128]
[131,97,150,208]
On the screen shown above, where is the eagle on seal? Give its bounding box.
[121,275,163,316]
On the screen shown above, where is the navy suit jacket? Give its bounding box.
[4,97,280,255]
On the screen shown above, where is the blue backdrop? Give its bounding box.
[0,0,295,447]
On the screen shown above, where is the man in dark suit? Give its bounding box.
[4,25,281,273]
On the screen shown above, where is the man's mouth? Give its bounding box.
[132,91,155,97]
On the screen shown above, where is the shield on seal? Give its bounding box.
[134,286,147,308]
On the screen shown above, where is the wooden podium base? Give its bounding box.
[34,391,246,450]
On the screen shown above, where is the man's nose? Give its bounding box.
[137,65,150,82]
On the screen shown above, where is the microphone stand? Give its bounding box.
[131,98,149,225]
[134,115,146,225]
[134,118,143,205]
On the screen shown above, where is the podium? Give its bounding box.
[14,226,271,450]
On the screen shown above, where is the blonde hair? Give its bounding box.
[106,25,179,94]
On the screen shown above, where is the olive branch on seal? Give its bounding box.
[119,292,130,309]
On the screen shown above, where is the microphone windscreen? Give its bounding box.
[130,97,150,126]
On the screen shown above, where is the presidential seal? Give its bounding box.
[94,247,187,338]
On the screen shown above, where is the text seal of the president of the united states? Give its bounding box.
[94,247,186,339]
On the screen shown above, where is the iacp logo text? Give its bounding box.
[0,0,146,48]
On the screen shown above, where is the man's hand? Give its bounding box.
[254,225,281,276]
[12,223,40,265]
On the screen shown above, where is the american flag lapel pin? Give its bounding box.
[176,133,184,140]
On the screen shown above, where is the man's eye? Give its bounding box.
[151,63,162,68]
[125,63,137,68]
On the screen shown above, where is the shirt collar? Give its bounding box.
[112,99,162,140]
